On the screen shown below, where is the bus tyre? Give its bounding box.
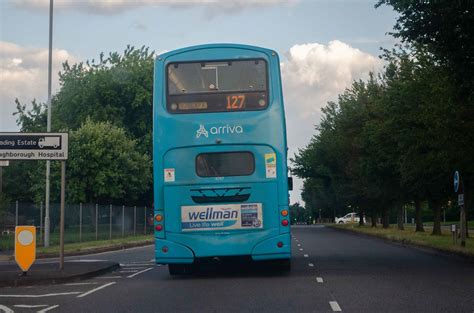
[168,264,195,275]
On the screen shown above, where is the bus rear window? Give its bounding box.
[167,59,268,113]
[196,152,255,177]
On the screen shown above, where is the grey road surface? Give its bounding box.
[0,226,473,313]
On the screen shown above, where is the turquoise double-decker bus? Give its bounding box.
[153,44,292,274]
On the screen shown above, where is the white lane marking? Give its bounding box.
[304,254,309,258]
[121,261,154,265]
[38,305,60,313]
[308,263,314,267]
[299,248,304,251]
[77,282,116,298]
[297,244,301,247]
[14,305,48,308]
[0,292,81,298]
[97,276,122,279]
[127,267,153,278]
[120,263,151,267]
[0,305,13,313]
[149,258,155,262]
[316,277,324,283]
[119,267,147,270]
[329,301,342,311]
[64,282,98,286]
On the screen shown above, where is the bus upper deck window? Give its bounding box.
[167,59,268,114]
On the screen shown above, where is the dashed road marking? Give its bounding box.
[127,267,153,278]
[304,254,309,258]
[77,282,116,298]
[0,305,13,313]
[316,277,324,283]
[308,263,314,267]
[38,305,60,313]
[329,301,342,311]
[0,292,81,298]
[299,248,304,251]
[297,244,301,247]
[64,282,98,286]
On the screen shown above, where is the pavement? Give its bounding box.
[0,226,473,313]
[0,261,119,287]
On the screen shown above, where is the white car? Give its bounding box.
[335,212,366,224]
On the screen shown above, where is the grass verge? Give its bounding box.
[330,224,474,258]
[37,234,153,255]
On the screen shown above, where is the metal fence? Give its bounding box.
[0,202,154,251]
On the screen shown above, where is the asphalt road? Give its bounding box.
[0,226,473,313]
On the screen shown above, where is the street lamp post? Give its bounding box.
[44,0,54,247]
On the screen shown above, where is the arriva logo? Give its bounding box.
[195,124,244,139]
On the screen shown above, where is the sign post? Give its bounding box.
[454,170,466,247]
[1,132,68,269]
[15,226,36,275]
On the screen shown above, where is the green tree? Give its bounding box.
[66,119,151,205]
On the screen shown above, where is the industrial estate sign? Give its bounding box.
[0,133,68,160]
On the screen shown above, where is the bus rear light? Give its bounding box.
[277,241,283,248]
[155,214,163,222]
[155,225,163,231]
[281,219,289,226]
[281,210,288,217]
[162,246,168,253]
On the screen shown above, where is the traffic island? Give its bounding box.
[0,261,120,287]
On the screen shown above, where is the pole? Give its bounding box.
[59,161,65,270]
[95,204,98,240]
[134,205,136,236]
[405,208,407,224]
[109,204,112,240]
[40,201,43,243]
[460,205,466,247]
[15,200,18,226]
[44,0,54,248]
[122,205,125,237]
[79,203,82,242]
[144,206,147,235]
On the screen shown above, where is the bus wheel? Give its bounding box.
[168,264,195,275]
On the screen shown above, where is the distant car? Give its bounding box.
[335,212,366,224]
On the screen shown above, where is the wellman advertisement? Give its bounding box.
[181,203,263,232]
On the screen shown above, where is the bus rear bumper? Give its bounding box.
[251,233,291,261]
[155,239,194,264]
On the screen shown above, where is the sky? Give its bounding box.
[0,0,399,205]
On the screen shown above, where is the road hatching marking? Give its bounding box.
[0,292,81,298]
[329,301,342,311]
[14,304,48,308]
[0,305,13,313]
[77,282,116,298]
[38,305,60,313]
[127,267,153,278]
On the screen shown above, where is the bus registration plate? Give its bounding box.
[181,203,263,232]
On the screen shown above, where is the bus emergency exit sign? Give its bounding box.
[0,133,68,160]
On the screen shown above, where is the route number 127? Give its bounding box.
[226,95,245,110]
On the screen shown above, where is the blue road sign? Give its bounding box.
[454,171,460,193]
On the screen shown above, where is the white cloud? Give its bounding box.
[0,41,77,131]
[281,40,383,204]
[14,0,294,15]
